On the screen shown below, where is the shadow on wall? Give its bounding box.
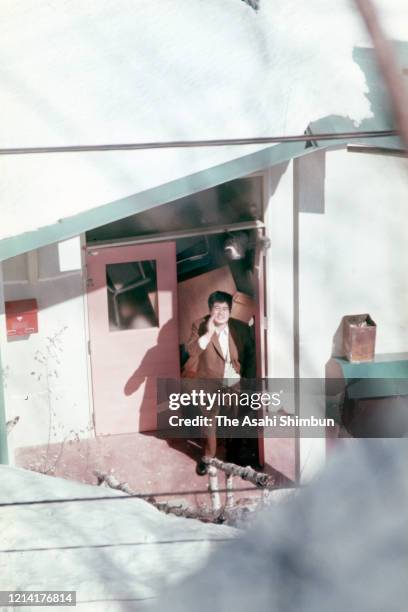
[123,319,176,432]
[331,317,346,358]
[308,42,408,148]
[2,243,84,312]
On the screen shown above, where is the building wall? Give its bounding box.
[2,0,389,246]
[297,148,408,378]
[291,148,408,479]
[262,161,297,482]
[2,150,407,480]
[264,161,295,379]
[0,238,92,466]
[264,149,408,481]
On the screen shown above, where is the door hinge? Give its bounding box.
[87,340,91,355]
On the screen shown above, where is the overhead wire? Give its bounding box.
[0,483,295,508]
[0,129,399,155]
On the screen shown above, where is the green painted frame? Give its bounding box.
[0,346,8,464]
[0,140,314,262]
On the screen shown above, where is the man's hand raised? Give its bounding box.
[206,314,216,337]
[196,315,216,352]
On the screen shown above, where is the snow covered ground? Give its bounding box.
[0,466,236,610]
[2,440,408,612]
[152,440,408,612]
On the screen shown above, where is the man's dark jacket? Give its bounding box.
[183,316,255,379]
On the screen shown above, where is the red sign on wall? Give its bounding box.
[5,299,38,337]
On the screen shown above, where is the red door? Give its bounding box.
[86,242,179,435]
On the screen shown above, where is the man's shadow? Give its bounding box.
[123,319,181,432]
[123,320,205,461]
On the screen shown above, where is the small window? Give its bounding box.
[106,260,159,331]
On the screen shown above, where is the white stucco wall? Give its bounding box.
[297,148,408,378]
[291,148,408,479]
[2,148,407,479]
[264,148,408,480]
[0,238,92,461]
[264,161,295,379]
[2,0,408,242]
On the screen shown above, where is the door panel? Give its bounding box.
[86,242,179,435]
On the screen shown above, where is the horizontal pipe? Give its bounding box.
[0,129,398,156]
[87,220,265,250]
[347,144,408,157]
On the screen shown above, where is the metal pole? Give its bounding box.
[0,129,397,156]
[347,144,408,157]
[87,220,265,250]
[0,264,9,464]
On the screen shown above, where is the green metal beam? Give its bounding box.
[0,344,8,464]
[0,267,8,463]
[0,140,317,262]
[3,130,395,263]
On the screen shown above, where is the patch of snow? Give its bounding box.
[0,466,236,609]
[152,440,408,612]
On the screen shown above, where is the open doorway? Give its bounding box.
[86,175,267,467]
[176,224,264,468]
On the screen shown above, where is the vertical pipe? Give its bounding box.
[0,263,9,464]
[292,162,301,485]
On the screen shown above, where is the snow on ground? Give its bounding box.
[0,466,236,610]
[152,440,408,612]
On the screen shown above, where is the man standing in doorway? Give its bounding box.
[183,291,255,475]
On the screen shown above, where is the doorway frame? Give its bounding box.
[83,170,270,436]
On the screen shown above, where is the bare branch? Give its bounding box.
[204,457,277,489]
[93,470,223,523]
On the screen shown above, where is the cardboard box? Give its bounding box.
[343,314,376,363]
